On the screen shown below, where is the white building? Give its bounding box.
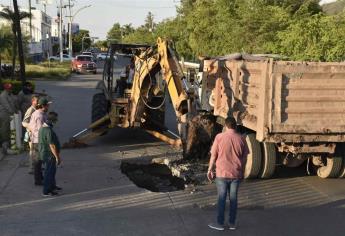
[0,5,52,60]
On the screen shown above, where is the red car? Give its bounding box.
[71,55,97,74]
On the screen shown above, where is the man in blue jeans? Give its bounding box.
[207,117,249,231]
[38,112,62,196]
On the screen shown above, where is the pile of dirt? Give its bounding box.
[183,114,221,160]
[62,139,90,149]
[169,158,210,185]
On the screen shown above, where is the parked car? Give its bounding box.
[97,53,108,60]
[49,54,73,61]
[71,55,97,74]
[0,64,13,77]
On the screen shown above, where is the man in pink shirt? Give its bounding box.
[29,97,51,185]
[207,117,249,231]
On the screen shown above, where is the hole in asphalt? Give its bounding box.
[120,162,185,192]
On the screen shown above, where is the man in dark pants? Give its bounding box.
[39,112,61,196]
[207,117,249,231]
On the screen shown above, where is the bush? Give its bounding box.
[0,80,35,95]
[25,63,71,80]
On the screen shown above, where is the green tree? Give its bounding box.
[145,11,156,32]
[107,23,122,42]
[0,6,30,79]
[72,29,91,52]
[121,24,134,37]
[277,13,345,61]
[0,26,12,80]
[123,26,155,44]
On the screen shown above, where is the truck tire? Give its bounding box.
[339,161,345,178]
[317,156,343,178]
[338,147,345,178]
[244,133,262,179]
[91,93,109,130]
[259,142,276,179]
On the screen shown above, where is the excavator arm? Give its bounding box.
[128,38,196,142]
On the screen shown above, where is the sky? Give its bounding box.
[0,0,338,40]
[1,0,179,39]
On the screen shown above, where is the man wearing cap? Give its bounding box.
[39,111,62,196]
[0,83,16,149]
[29,97,52,185]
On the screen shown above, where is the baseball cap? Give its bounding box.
[38,97,52,106]
[3,83,12,90]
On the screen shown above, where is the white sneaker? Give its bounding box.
[208,223,225,231]
[229,224,237,230]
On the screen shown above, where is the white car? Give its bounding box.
[49,54,73,61]
[97,53,108,60]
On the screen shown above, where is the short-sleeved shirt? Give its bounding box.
[29,110,47,143]
[38,124,60,161]
[22,106,36,129]
[210,129,249,179]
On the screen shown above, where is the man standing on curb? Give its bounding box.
[22,95,39,174]
[0,83,17,151]
[29,97,51,185]
[39,112,61,197]
[207,117,249,231]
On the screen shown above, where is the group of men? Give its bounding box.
[0,82,62,197]
[22,92,62,196]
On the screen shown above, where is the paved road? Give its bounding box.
[0,71,345,236]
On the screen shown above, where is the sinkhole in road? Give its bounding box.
[120,162,185,192]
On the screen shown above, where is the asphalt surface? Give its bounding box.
[0,63,345,236]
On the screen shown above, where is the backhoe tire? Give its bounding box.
[317,156,343,178]
[244,133,262,179]
[259,142,276,179]
[91,93,109,130]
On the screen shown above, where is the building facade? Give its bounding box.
[0,5,52,61]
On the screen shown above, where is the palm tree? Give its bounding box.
[0,28,12,81]
[0,6,30,79]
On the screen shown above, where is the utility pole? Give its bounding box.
[67,0,73,57]
[59,0,63,62]
[28,0,32,42]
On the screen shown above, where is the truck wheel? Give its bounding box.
[339,160,345,178]
[259,142,276,179]
[244,133,262,179]
[317,156,343,178]
[338,147,345,178]
[91,93,109,130]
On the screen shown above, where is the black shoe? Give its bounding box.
[35,182,43,186]
[54,186,62,191]
[42,191,59,197]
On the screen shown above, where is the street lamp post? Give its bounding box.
[67,5,91,57]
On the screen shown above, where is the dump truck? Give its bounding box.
[199,54,345,179]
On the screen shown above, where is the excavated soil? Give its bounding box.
[183,114,222,160]
[62,139,90,149]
